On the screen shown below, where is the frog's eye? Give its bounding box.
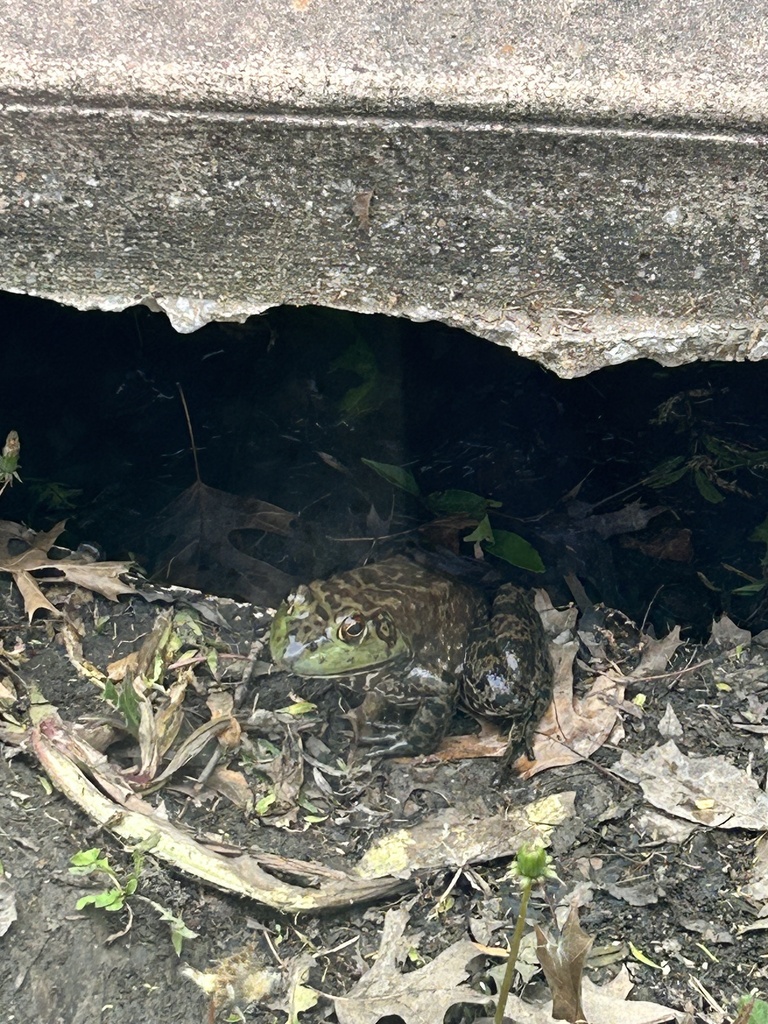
[338,613,367,644]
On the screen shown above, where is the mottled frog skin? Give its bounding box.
[269,555,553,761]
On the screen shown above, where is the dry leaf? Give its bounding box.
[330,907,491,1024]
[634,626,683,676]
[658,702,683,740]
[517,644,625,779]
[0,519,137,620]
[0,873,17,937]
[535,905,593,1023]
[501,964,682,1023]
[742,834,768,902]
[354,794,575,881]
[710,614,752,648]
[207,766,256,811]
[621,527,693,562]
[152,480,296,604]
[207,689,241,750]
[615,740,768,829]
[154,675,189,755]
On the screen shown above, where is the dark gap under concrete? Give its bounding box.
[2,291,768,639]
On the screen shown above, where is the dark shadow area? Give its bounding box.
[2,292,768,638]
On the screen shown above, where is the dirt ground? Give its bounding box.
[2,567,768,1024]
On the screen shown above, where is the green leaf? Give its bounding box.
[75,893,101,910]
[739,995,768,1024]
[277,699,317,716]
[629,941,663,969]
[333,339,386,418]
[486,530,545,573]
[361,458,421,496]
[255,792,276,816]
[463,514,494,544]
[338,379,384,418]
[703,435,768,470]
[646,455,689,488]
[170,920,199,956]
[425,489,501,517]
[733,582,767,596]
[289,984,319,1021]
[694,470,726,504]
[76,887,125,911]
[69,848,106,870]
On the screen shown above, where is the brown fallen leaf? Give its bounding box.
[152,480,296,604]
[0,870,17,938]
[621,526,693,562]
[207,766,256,812]
[615,739,768,830]
[0,519,138,620]
[353,794,575,881]
[500,965,682,1023]
[516,644,625,779]
[329,907,491,1024]
[535,905,593,1024]
[634,626,684,676]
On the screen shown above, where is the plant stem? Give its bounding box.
[494,877,533,1024]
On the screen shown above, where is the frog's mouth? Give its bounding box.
[276,632,410,677]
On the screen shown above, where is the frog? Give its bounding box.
[268,554,553,764]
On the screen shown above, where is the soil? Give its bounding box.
[2,296,768,1024]
[3,576,768,1024]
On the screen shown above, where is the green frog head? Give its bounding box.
[269,581,410,677]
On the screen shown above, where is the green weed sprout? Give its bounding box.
[69,844,197,954]
[495,843,557,1024]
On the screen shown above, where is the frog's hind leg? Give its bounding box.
[462,584,554,762]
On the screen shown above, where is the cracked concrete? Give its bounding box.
[1,0,766,375]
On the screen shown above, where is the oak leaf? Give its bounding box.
[152,481,296,603]
[0,520,137,620]
[330,907,490,1024]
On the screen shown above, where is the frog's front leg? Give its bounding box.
[462,584,554,762]
[354,667,457,757]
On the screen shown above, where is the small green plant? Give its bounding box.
[724,514,768,596]
[645,435,768,504]
[0,430,21,498]
[494,843,558,1024]
[69,846,139,913]
[361,460,545,572]
[69,843,197,954]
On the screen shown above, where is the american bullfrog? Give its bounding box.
[269,555,553,763]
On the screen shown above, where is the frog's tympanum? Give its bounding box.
[269,555,553,762]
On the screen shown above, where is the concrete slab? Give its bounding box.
[1,0,767,374]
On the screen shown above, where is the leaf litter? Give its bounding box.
[1,545,766,1023]
[327,906,492,1024]
[0,519,139,619]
